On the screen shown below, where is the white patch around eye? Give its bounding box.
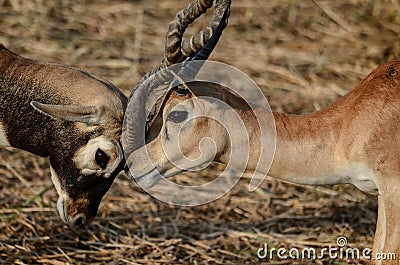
[50,166,69,223]
[81,169,97,175]
[0,121,10,147]
[73,135,122,177]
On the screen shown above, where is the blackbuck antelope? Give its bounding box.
[123,18,400,265]
[0,45,128,226]
[0,0,230,226]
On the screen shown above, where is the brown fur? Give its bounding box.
[0,45,127,226]
[135,62,400,264]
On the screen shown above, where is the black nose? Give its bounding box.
[72,215,85,227]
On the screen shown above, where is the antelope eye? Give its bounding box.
[173,89,188,97]
[95,149,109,169]
[167,111,188,123]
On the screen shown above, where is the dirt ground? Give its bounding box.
[0,0,399,264]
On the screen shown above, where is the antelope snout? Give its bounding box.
[70,213,93,227]
[66,206,96,227]
[57,196,96,227]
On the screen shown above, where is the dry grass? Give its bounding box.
[0,0,399,264]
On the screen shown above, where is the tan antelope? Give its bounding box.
[123,18,400,265]
[0,0,230,227]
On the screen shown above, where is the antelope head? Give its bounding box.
[0,45,127,226]
[122,0,233,188]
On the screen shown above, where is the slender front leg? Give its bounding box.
[373,195,387,265]
[373,181,400,265]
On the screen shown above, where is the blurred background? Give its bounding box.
[0,0,399,264]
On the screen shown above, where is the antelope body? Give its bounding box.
[124,40,400,265]
[0,45,127,226]
[121,0,400,263]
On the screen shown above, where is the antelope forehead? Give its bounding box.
[189,99,225,118]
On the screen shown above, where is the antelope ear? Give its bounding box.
[30,101,105,125]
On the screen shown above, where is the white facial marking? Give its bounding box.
[50,166,69,223]
[0,122,10,147]
[81,169,97,175]
[73,136,122,177]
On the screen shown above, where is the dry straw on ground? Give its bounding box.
[0,0,399,264]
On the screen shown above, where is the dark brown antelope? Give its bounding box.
[0,45,128,226]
